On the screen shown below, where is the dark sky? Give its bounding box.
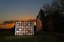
[0,0,53,23]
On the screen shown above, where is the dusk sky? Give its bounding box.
[0,0,53,23]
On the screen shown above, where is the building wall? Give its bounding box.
[15,21,34,35]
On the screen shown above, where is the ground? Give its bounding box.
[0,32,64,42]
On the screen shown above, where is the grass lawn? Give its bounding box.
[0,32,64,42]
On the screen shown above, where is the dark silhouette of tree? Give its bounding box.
[36,9,47,32]
[36,0,64,32]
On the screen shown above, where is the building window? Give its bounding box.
[15,21,34,35]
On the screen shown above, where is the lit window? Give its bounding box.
[16,31,19,33]
[19,29,21,31]
[26,26,28,28]
[26,31,28,32]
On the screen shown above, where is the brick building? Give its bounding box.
[15,21,34,35]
